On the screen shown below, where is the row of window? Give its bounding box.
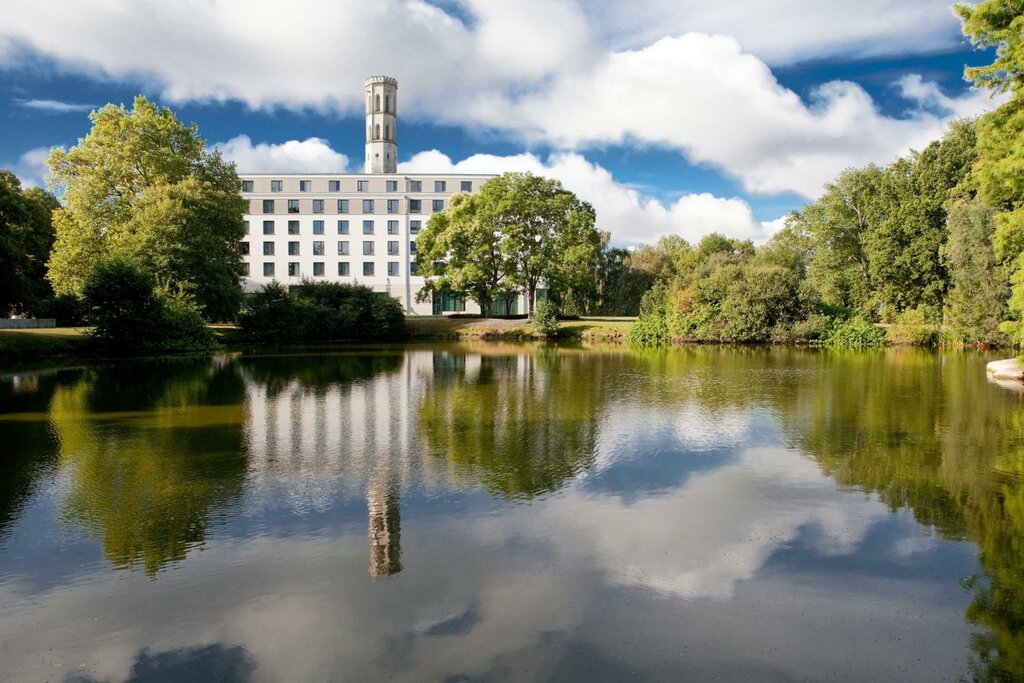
[241,179,470,194]
[245,240,416,257]
[248,219,423,235]
[257,198,445,215]
[246,262,413,277]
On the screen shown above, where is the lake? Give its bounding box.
[0,344,1022,682]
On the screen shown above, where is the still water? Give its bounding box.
[0,344,1022,682]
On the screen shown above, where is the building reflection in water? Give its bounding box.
[367,469,402,577]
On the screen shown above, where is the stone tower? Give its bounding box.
[364,76,398,174]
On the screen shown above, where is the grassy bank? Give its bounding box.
[406,316,634,342]
[0,327,93,364]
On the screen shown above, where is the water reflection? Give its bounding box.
[0,346,1022,681]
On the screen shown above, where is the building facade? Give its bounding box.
[238,76,508,316]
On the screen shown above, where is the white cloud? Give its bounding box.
[14,98,95,113]
[401,149,784,245]
[581,0,964,64]
[0,1,1000,200]
[214,135,349,173]
[7,146,50,188]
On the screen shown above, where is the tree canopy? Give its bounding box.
[47,96,248,321]
[0,171,60,315]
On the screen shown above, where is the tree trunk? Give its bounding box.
[527,283,536,318]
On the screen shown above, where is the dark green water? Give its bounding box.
[1,344,1022,682]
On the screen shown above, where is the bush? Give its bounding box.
[532,299,560,337]
[82,259,213,352]
[889,307,940,346]
[237,281,406,344]
[33,293,87,326]
[627,283,672,346]
[822,315,888,348]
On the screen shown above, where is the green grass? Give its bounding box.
[0,327,93,364]
[406,316,634,341]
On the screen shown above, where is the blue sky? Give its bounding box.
[0,0,1001,245]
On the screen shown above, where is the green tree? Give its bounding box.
[0,171,61,314]
[956,0,1024,96]
[47,96,247,321]
[944,199,1008,345]
[415,190,514,314]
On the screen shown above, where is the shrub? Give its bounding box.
[33,293,87,326]
[823,315,888,348]
[237,281,406,344]
[889,307,940,346]
[532,299,560,337]
[627,283,672,346]
[81,259,213,352]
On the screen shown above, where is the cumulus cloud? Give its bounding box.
[214,135,349,173]
[401,149,783,244]
[7,146,50,188]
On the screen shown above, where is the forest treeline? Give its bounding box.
[619,0,1024,347]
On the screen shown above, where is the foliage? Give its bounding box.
[81,259,214,352]
[822,315,888,349]
[237,281,406,344]
[888,307,940,346]
[944,199,1009,346]
[417,172,601,316]
[531,299,560,337]
[627,282,673,346]
[0,170,61,315]
[47,96,247,321]
[956,0,1024,96]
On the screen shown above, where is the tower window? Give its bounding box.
[374,124,380,140]
[385,124,390,140]
[375,94,381,112]
[385,95,390,112]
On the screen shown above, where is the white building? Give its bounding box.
[238,76,516,316]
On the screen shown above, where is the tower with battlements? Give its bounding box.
[365,76,398,174]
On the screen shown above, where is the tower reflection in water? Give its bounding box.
[367,469,402,577]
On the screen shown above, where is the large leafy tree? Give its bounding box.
[956,0,1024,341]
[0,171,60,315]
[415,191,514,315]
[417,172,600,316]
[47,96,247,321]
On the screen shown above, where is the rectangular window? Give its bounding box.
[362,199,374,213]
[263,220,275,235]
[300,180,312,192]
[239,241,250,255]
[460,180,472,192]
[410,220,421,234]
[410,261,418,275]
[409,199,421,213]
[338,262,350,276]
[388,261,399,277]
[313,220,324,235]
[363,241,374,256]
[387,240,399,255]
[242,180,254,192]
[313,241,324,256]
[337,240,349,255]
[263,241,274,256]
[338,199,349,213]
[410,240,417,254]
[313,262,324,276]
[387,199,399,213]
[337,219,349,234]
[329,180,341,192]
[288,241,300,256]
[263,262,275,277]
[271,180,282,192]
[362,220,374,234]
[409,180,422,192]
[386,180,398,192]
[244,220,250,234]
[312,199,324,214]
[241,262,250,276]
[288,199,300,213]
[387,220,399,234]
[435,180,446,192]
[357,180,369,192]
[262,199,275,213]
[432,199,444,212]
[288,262,299,277]
[288,220,300,235]
[363,262,375,277]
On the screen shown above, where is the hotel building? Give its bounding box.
[238,76,514,315]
